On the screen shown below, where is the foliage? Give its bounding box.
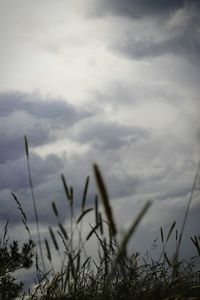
[0,222,34,299]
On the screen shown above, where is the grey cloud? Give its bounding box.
[0,91,91,163]
[0,111,50,163]
[70,120,149,150]
[0,91,79,120]
[114,29,200,61]
[0,90,94,224]
[114,38,171,60]
[92,81,181,107]
[0,153,65,223]
[0,130,199,263]
[134,201,200,260]
[84,0,196,19]
[0,90,199,263]
[112,4,200,61]
[107,174,140,198]
[159,186,193,201]
[0,147,97,225]
[93,82,137,105]
[0,153,63,190]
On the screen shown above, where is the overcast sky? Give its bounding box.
[0,0,200,282]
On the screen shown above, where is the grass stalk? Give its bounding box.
[176,162,200,260]
[24,136,46,277]
[93,164,117,236]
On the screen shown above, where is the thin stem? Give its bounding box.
[176,162,200,260]
[25,136,46,275]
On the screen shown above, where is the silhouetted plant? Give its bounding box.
[0,221,34,299]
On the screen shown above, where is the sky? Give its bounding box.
[0,0,200,285]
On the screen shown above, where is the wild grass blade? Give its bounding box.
[11,192,31,239]
[160,227,164,244]
[177,162,200,259]
[24,136,46,275]
[58,223,68,240]
[52,201,59,217]
[44,238,52,262]
[119,200,152,257]
[76,253,81,274]
[190,235,200,255]
[93,164,117,236]
[49,227,59,251]
[61,174,71,203]
[70,186,74,206]
[81,176,90,212]
[95,194,99,225]
[166,221,176,243]
[24,135,29,159]
[3,220,9,242]
[98,212,103,235]
[76,208,93,224]
[86,223,99,241]
[11,192,27,222]
[81,256,91,269]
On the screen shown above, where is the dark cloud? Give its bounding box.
[113,27,200,61]
[70,120,149,150]
[0,91,199,270]
[0,111,50,163]
[0,127,199,266]
[159,186,192,201]
[0,91,78,120]
[132,200,200,260]
[0,153,65,223]
[107,173,140,198]
[0,90,95,225]
[0,148,95,225]
[85,0,197,19]
[0,153,62,190]
[93,82,138,105]
[0,91,91,163]
[111,3,200,61]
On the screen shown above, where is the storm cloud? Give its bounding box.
[0,91,90,163]
[112,3,200,61]
[83,0,199,18]
[70,119,149,150]
[0,0,199,279]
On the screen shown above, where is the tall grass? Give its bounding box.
[24,136,46,276]
[1,139,200,299]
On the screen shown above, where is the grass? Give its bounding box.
[0,137,200,299]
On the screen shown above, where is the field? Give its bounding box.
[0,137,200,299]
